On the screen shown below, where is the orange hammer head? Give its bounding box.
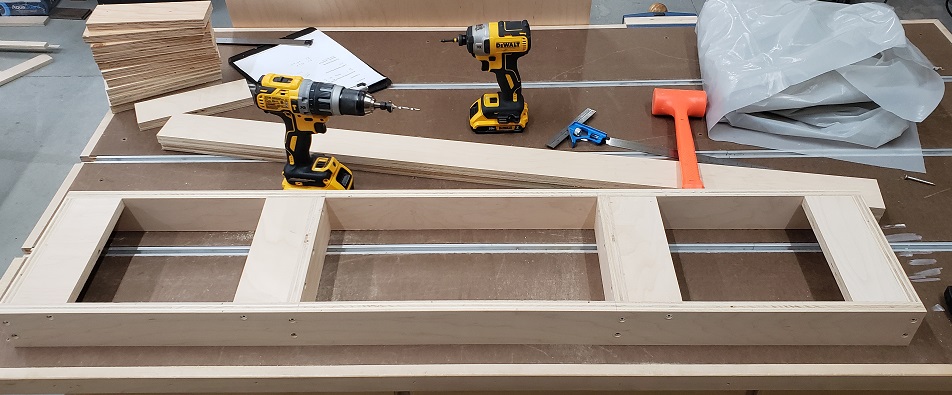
[651,88,707,117]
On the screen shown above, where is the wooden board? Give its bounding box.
[86,1,212,31]
[0,16,48,26]
[20,163,83,253]
[802,196,917,303]
[233,197,330,303]
[595,196,681,302]
[6,197,124,305]
[155,114,886,216]
[225,0,591,27]
[83,25,209,43]
[0,55,51,86]
[134,80,252,130]
[0,257,27,303]
[0,41,58,52]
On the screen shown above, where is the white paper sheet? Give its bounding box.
[232,29,386,89]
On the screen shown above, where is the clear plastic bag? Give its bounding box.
[697,0,945,171]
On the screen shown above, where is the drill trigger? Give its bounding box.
[567,122,608,148]
[480,60,490,72]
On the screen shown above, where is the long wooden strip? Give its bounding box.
[0,16,48,26]
[0,40,58,52]
[595,196,681,302]
[86,1,211,31]
[225,0,590,27]
[155,114,886,215]
[0,55,52,86]
[233,197,329,303]
[6,197,124,305]
[1,364,952,393]
[0,300,923,346]
[802,196,917,303]
[134,80,252,131]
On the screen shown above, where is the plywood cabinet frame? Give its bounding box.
[0,189,923,347]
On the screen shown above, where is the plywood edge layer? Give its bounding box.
[0,364,951,393]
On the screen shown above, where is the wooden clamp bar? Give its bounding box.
[0,189,924,347]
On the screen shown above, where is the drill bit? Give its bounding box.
[373,101,421,112]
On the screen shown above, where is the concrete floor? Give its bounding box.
[0,0,951,271]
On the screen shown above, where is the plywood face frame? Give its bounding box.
[0,190,924,347]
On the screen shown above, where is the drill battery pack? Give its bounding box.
[469,92,529,133]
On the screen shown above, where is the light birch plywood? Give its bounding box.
[233,197,330,303]
[596,196,681,302]
[225,0,591,28]
[21,163,84,252]
[134,80,252,131]
[802,196,918,303]
[85,1,212,31]
[6,197,124,305]
[155,114,886,216]
[83,25,209,43]
[0,55,52,86]
[0,41,58,52]
[0,16,48,26]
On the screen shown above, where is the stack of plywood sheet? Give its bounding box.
[83,1,221,113]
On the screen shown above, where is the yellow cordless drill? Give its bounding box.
[443,20,531,133]
[252,74,419,190]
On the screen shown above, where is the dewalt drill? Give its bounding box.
[443,21,531,133]
[252,73,419,190]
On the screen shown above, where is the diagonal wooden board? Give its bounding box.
[156,114,886,216]
[134,80,252,130]
[0,54,52,87]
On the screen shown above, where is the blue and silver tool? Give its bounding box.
[566,121,763,168]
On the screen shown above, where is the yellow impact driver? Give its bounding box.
[251,74,419,190]
[443,20,531,133]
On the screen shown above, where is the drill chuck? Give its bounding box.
[298,80,375,116]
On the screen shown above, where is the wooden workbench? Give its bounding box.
[3,22,952,393]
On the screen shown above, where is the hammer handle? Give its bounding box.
[673,111,704,189]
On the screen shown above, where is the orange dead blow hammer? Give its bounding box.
[651,88,708,189]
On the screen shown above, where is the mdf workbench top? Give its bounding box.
[4,22,952,392]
